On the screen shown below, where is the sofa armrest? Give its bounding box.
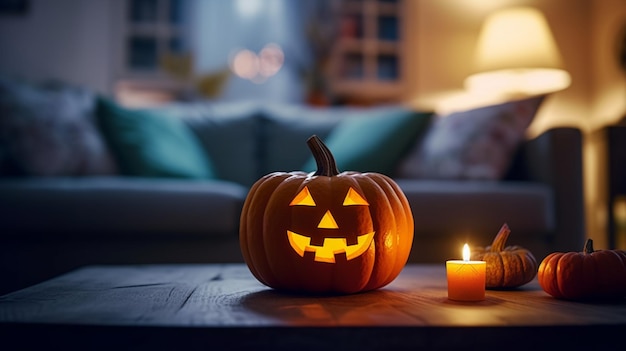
[520,127,585,252]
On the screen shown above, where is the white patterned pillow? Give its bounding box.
[0,78,117,176]
[396,95,545,180]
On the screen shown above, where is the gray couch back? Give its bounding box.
[160,101,423,186]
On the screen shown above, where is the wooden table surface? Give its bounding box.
[1,264,624,350]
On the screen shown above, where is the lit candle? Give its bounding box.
[446,243,486,301]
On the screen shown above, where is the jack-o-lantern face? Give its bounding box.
[239,135,414,294]
[287,186,374,263]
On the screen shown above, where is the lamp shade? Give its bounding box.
[465,7,571,96]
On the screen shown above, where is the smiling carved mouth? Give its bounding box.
[287,231,375,263]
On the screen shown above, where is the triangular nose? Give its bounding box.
[318,210,339,229]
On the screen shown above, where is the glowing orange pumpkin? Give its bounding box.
[239,135,414,294]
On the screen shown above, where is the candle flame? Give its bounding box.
[463,243,470,261]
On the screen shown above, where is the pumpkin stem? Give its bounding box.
[307,135,340,177]
[583,238,594,254]
[490,223,511,252]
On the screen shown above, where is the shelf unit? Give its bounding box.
[328,0,405,103]
[113,0,193,106]
[122,0,190,76]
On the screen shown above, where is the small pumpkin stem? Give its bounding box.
[307,135,340,177]
[583,238,594,254]
[490,223,511,252]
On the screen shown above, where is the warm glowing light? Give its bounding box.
[230,49,259,80]
[465,69,571,96]
[259,43,284,77]
[446,243,486,301]
[290,186,316,206]
[614,196,626,222]
[343,187,369,206]
[318,211,339,229]
[465,7,571,96]
[462,243,470,261]
[474,7,562,72]
[287,231,375,263]
[434,89,508,115]
[229,43,284,83]
[615,196,626,249]
[287,185,375,262]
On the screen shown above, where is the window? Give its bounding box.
[115,0,192,106]
[124,0,191,74]
[115,0,332,106]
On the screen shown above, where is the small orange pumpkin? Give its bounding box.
[538,239,626,300]
[470,223,537,289]
[239,135,414,294]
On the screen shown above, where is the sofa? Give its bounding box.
[0,78,585,295]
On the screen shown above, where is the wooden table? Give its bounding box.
[0,264,624,350]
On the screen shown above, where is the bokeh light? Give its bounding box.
[230,43,284,83]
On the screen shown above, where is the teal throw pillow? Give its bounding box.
[96,97,216,179]
[302,108,433,175]
[161,101,261,186]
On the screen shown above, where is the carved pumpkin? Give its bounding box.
[537,239,626,300]
[470,223,537,289]
[239,135,414,294]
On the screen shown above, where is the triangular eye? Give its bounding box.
[290,186,316,206]
[343,187,369,206]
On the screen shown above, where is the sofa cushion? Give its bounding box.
[96,98,216,179]
[168,101,261,186]
[259,103,344,176]
[0,177,247,236]
[395,179,554,235]
[397,95,545,180]
[0,77,117,176]
[302,108,433,174]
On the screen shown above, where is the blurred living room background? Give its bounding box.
[1,0,625,250]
